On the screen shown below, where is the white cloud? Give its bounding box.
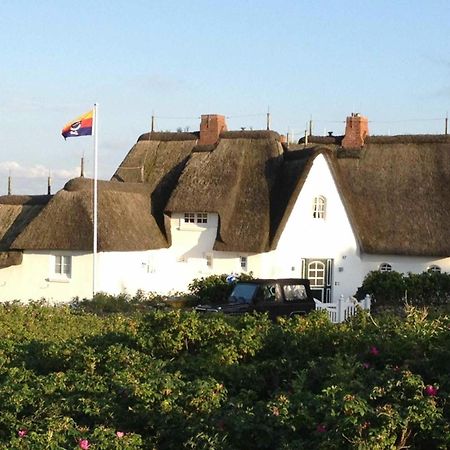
[0,161,80,179]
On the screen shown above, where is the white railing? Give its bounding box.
[314,294,371,323]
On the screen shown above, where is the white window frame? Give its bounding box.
[51,255,72,281]
[240,256,248,272]
[379,263,392,273]
[307,261,326,287]
[196,212,208,224]
[427,265,441,273]
[183,212,208,225]
[312,196,326,219]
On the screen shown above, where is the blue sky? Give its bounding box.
[1,0,449,194]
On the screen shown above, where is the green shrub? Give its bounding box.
[188,273,253,305]
[356,270,450,310]
[0,302,449,448]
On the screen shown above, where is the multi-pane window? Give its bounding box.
[54,255,72,278]
[379,263,392,273]
[427,265,441,273]
[312,196,326,219]
[184,212,208,224]
[307,261,325,287]
[240,256,248,271]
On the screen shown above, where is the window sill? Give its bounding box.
[46,277,71,283]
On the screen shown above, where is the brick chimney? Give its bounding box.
[199,114,227,145]
[342,113,369,149]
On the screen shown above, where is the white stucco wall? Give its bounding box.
[0,251,92,303]
[361,254,450,276]
[274,154,362,300]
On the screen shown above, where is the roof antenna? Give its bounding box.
[266,106,271,130]
[80,152,85,177]
[7,170,11,195]
[47,170,52,195]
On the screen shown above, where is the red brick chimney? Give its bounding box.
[199,114,227,145]
[342,113,369,149]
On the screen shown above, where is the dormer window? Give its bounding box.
[184,212,208,224]
[312,196,326,219]
[379,263,392,273]
[427,265,441,273]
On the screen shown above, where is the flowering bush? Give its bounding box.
[0,301,448,448]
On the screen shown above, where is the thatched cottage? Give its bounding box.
[1,113,450,302]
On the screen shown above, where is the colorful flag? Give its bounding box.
[62,109,93,139]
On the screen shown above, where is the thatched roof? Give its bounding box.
[0,195,51,267]
[166,136,285,252]
[4,129,449,258]
[0,195,51,251]
[11,178,168,251]
[333,136,450,256]
[272,135,450,256]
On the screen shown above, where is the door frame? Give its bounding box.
[301,258,333,302]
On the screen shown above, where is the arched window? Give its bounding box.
[427,265,441,273]
[379,263,392,273]
[312,196,326,219]
[307,261,326,287]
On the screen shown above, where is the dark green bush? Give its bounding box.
[70,290,190,314]
[356,270,450,310]
[0,304,449,448]
[188,273,253,305]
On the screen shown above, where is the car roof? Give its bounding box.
[236,278,310,285]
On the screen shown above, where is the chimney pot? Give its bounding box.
[342,113,369,149]
[199,114,227,145]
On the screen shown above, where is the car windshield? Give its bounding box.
[229,284,258,304]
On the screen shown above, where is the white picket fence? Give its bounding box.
[314,294,371,323]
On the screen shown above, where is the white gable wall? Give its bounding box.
[274,154,362,301]
[0,251,92,303]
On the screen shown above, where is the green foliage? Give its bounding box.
[188,273,254,305]
[70,290,194,314]
[0,301,449,448]
[356,270,450,310]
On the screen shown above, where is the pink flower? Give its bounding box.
[424,385,438,397]
[116,431,125,438]
[369,346,380,356]
[18,429,27,438]
[79,439,90,450]
[316,423,327,433]
[362,362,371,369]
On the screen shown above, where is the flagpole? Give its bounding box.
[92,103,99,298]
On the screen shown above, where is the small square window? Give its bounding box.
[54,255,72,278]
[197,212,208,224]
[240,256,248,271]
[184,212,195,223]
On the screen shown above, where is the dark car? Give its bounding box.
[194,278,316,319]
